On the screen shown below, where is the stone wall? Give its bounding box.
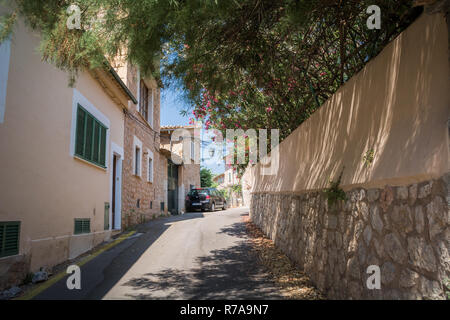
[0,255,30,290]
[250,174,450,299]
[122,64,167,227]
[122,112,167,227]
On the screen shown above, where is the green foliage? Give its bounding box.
[5,0,421,170]
[200,167,214,188]
[0,11,16,43]
[230,184,242,195]
[363,148,375,167]
[216,188,227,199]
[324,168,347,208]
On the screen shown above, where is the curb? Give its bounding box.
[16,230,136,300]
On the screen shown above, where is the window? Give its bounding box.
[148,88,154,128]
[75,104,107,168]
[133,136,142,177]
[147,149,154,183]
[139,80,154,128]
[135,147,141,176]
[74,219,90,235]
[0,221,20,258]
[139,80,148,121]
[148,157,153,183]
[191,139,195,160]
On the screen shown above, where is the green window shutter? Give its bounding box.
[82,219,90,233]
[93,121,100,163]
[74,219,82,234]
[75,107,86,156]
[85,115,94,160]
[0,222,20,258]
[99,126,107,166]
[74,219,90,235]
[74,105,108,168]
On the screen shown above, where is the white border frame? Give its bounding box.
[146,148,154,183]
[0,38,11,124]
[133,135,143,177]
[110,142,123,230]
[70,89,111,168]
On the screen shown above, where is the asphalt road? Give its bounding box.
[35,207,283,300]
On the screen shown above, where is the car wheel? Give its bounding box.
[222,202,226,210]
[210,203,215,212]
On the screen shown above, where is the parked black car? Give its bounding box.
[186,188,227,212]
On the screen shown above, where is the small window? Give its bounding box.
[191,139,195,160]
[74,219,90,235]
[139,80,149,122]
[148,89,154,128]
[148,154,153,183]
[160,202,165,211]
[75,105,107,168]
[135,147,141,176]
[0,221,20,258]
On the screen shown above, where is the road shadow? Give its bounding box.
[122,240,283,300]
[35,212,206,300]
[217,222,249,238]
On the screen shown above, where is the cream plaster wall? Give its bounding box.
[0,20,125,270]
[244,13,449,195]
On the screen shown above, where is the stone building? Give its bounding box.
[111,59,169,227]
[160,125,201,214]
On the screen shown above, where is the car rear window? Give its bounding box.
[188,189,209,196]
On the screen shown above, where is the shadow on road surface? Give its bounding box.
[122,220,282,300]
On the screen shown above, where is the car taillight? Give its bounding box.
[206,195,210,199]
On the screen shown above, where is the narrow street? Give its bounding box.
[34,207,283,300]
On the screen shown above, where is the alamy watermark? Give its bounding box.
[366,265,381,290]
[169,126,280,176]
[66,265,81,290]
[367,5,381,30]
[66,4,382,31]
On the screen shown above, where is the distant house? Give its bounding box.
[213,159,243,208]
[160,125,201,214]
[213,173,225,186]
[0,17,135,289]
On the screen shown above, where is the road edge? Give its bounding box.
[16,230,136,300]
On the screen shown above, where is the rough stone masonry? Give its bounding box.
[250,174,450,299]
